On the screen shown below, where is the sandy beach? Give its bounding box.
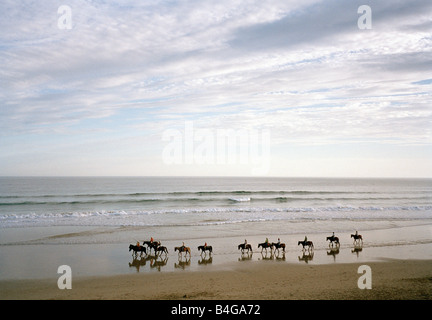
[1,223,432,301]
[1,258,431,300]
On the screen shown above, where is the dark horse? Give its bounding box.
[238,243,253,253]
[298,240,314,250]
[258,242,272,252]
[175,246,191,256]
[272,242,286,252]
[144,241,160,254]
[326,235,340,246]
[351,234,363,244]
[198,245,213,254]
[155,245,169,256]
[129,244,146,256]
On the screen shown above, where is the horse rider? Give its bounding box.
[304,235,308,242]
[136,241,140,248]
[150,237,154,243]
[204,242,207,250]
[180,241,185,252]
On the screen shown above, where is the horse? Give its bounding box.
[326,235,340,246]
[272,242,286,252]
[238,243,253,253]
[351,233,363,244]
[258,242,272,252]
[298,240,314,250]
[129,244,146,256]
[143,240,152,247]
[198,245,213,254]
[175,246,191,257]
[155,245,168,256]
[144,241,160,254]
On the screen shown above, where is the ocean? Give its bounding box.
[1,176,431,232]
[1,176,431,229]
[0,176,431,279]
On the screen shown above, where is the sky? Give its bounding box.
[0,0,431,177]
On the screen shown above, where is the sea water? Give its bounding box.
[1,176,431,238]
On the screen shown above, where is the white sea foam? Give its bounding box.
[1,205,431,229]
[229,197,251,202]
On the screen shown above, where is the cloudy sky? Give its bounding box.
[1,0,431,177]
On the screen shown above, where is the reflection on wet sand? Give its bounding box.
[151,255,168,271]
[175,256,191,270]
[259,251,274,261]
[352,243,363,257]
[238,252,253,261]
[298,251,314,263]
[129,256,147,272]
[274,251,286,261]
[198,255,213,265]
[327,247,340,262]
[129,241,372,274]
[129,254,169,272]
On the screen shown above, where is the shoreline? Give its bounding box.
[0,223,431,280]
[1,223,431,300]
[1,258,431,300]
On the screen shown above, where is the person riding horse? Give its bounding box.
[179,241,185,252]
[327,232,340,246]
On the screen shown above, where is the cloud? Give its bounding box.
[0,0,431,176]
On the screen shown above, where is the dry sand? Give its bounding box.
[1,259,431,300]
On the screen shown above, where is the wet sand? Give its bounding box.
[1,259,431,300]
[1,224,431,300]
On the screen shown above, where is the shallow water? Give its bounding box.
[0,224,431,280]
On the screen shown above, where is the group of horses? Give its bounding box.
[128,240,170,257]
[129,240,213,257]
[129,233,363,257]
[325,233,363,247]
[239,233,363,254]
[238,241,286,254]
